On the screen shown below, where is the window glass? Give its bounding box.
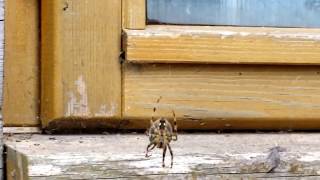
[147,0,320,28]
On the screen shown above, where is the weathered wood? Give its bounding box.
[0,0,4,107]
[6,145,28,180]
[0,1,4,179]
[5,134,320,179]
[124,63,320,130]
[3,127,41,134]
[122,0,146,29]
[124,25,320,65]
[41,0,122,128]
[0,120,3,179]
[147,0,320,28]
[3,0,40,126]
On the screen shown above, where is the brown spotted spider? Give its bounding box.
[145,98,178,168]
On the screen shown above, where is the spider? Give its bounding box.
[145,98,178,168]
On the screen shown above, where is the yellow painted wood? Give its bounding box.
[123,63,320,130]
[122,0,146,29]
[124,25,320,65]
[3,0,40,126]
[41,0,122,128]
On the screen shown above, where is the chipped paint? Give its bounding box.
[94,103,117,117]
[66,75,89,116]
[127,26,320,41]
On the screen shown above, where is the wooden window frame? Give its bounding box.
[122,0,146,30]
[122,0,320,65]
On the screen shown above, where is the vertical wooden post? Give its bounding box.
[122,0,146,29]
[41,0,122,128]
[3,0,40,126]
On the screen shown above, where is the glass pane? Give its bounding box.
[147,0,320,28]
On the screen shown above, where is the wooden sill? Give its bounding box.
[124,25,320,65]
[6,134,320,178]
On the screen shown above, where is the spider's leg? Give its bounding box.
[172,110,178,141]
[149,143,156,151]
[151,96,162,125]
[148,97,161,135]
[145,143,156,157]
[162,145,167,167]
[167,144,174,168]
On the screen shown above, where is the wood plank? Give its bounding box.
[0,0,4,107]
[5,134,320,179]
[122,0,146,29]
[124,25,320,65]
[3,0,40,126]
[124,63,320,130]
[147,0,320,28]
[41,0,122,128]
[0,1,4,179]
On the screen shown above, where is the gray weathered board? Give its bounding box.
[0,0,4,179]
[148,0,320,28]
[0,0,3,106]
[5,134,320,179]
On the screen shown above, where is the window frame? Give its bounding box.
[122,0,320,65]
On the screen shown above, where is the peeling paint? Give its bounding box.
[127,27,320,41]
[94,103,117,117]
[66,75,89,116]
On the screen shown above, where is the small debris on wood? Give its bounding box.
[266,146,287,173]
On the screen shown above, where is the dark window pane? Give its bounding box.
[147,0,320,28]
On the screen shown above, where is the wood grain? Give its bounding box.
[5,134,320,179]
[3,0,40,126]
[6,145,28,180]
[124,25,320,65]
[124,63,320,130]
[122,0,146,29]
[0,1,4,178]
[41,0,122,128]
[0,0,4,107]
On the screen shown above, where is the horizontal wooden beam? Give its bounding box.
[124,63,320,130]
[124,25,320,65]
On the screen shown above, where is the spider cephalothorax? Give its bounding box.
[145,98,178,168]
